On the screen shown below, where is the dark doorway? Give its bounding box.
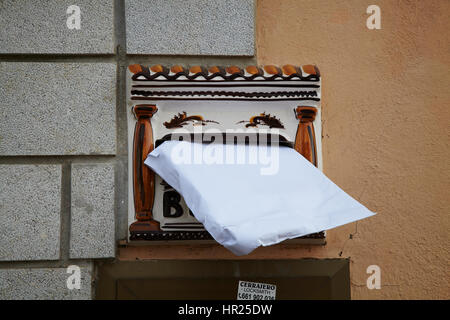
[96,259,350,300]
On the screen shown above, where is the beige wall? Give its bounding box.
[256,0,450,299]
[118,0,449,300]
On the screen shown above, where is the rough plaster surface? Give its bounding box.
[0,264,93,299]
[119,0,450,300]
[125,0,255,55]
[0,0,114,54]
[0,165,61,261]
[0,62,116,155]
[70,163,115,259]
[255,0,450,299]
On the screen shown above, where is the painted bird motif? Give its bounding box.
[164,111,219,129]
[236,112,285,129]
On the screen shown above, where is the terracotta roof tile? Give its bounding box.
[128,64,320,81]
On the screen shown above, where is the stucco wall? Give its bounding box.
[117,0,449,300]
[256,0,450,299]
[5,0,441,300]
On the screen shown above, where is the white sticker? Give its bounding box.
[237,280,276,300]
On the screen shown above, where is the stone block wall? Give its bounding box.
[0,0,255,299]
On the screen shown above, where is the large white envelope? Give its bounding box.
[144,141,375,255]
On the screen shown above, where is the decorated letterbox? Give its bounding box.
[127,64,324,243]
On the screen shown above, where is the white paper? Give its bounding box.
[144,141,375,255]
[237,281,276,300]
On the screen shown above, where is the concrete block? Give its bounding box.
[0,264,93,300]
[125,0,255,55]
[0,62,116,155]
[70,163,115,259]
[0,0,115,54]
[0,165,61,261]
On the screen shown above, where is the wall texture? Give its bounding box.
[118,0,449,300]
[0,0,448,300]
[0,0,255,300]
[256,0,450,299]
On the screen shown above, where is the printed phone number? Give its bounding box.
[237,293,275,300]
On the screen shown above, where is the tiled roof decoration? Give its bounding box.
[128,64,320,81]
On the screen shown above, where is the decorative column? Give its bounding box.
[294,106,318,167]
[129,104,160,236]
